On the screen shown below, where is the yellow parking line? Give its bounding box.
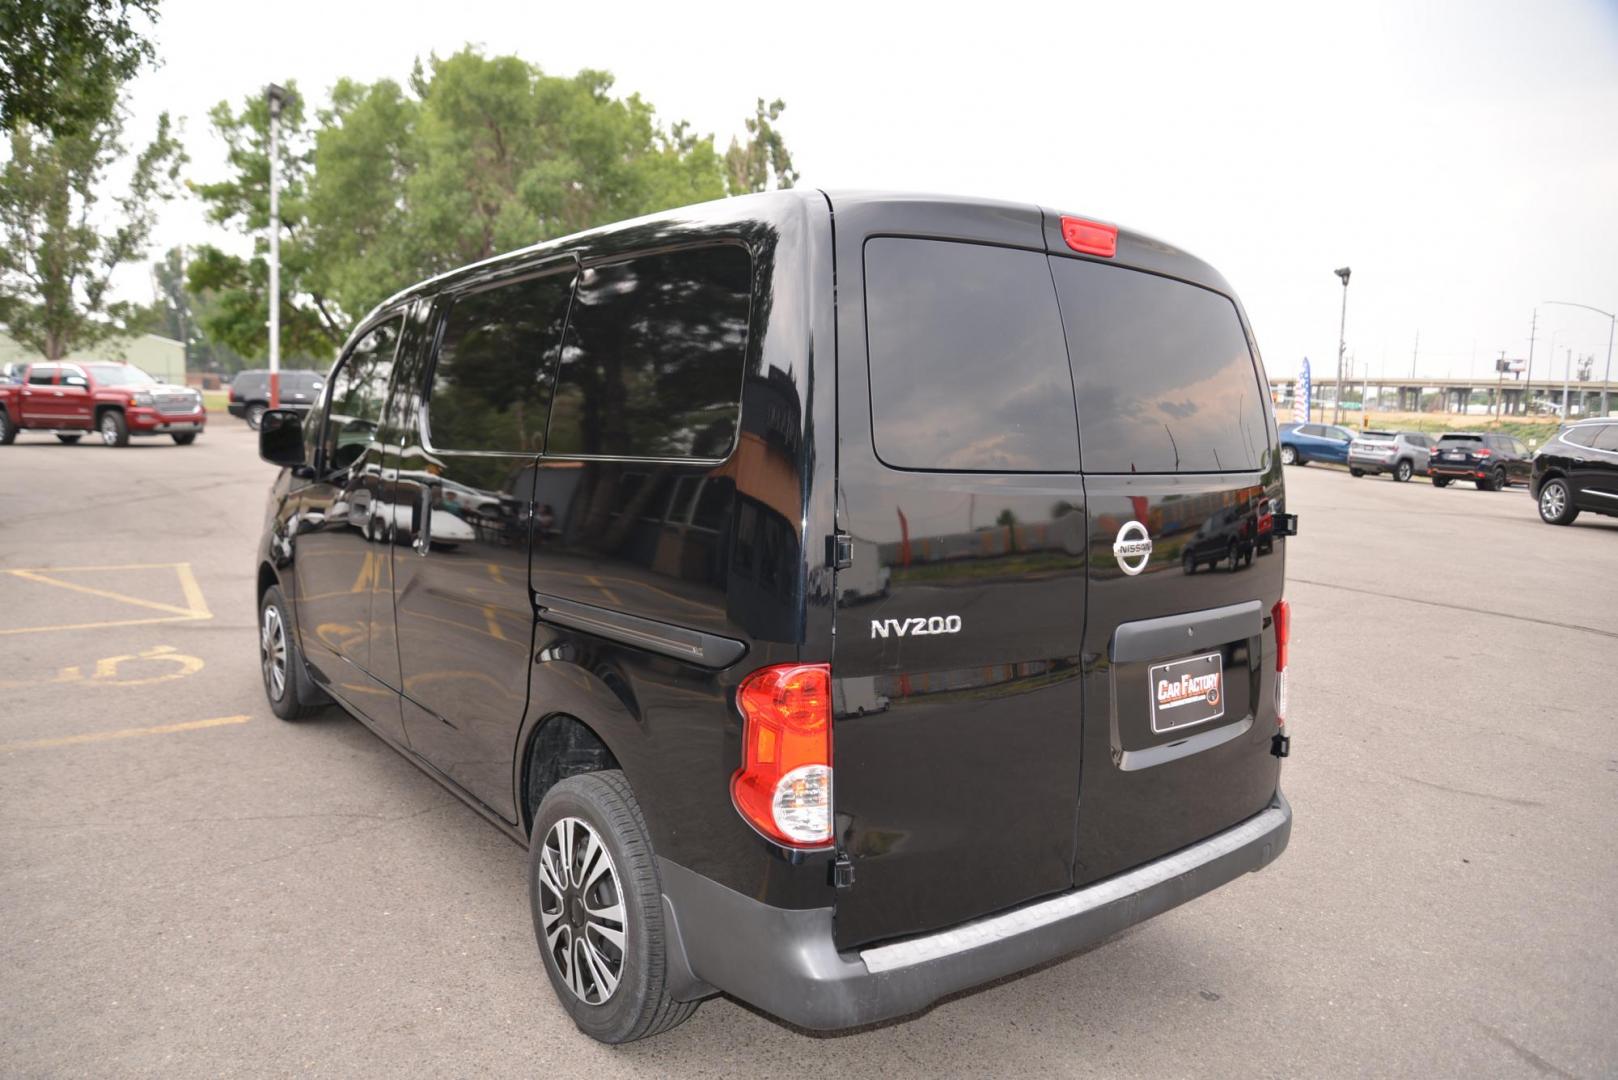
[0,614,208,637]
[5,568,198,617]
[0,715,249,752]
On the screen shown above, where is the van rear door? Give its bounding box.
[1046,252,1285,885]
[831,215,1090,950]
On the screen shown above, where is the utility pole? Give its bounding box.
[266,84,288,411]
[1333,267,1351,424]
[1523,308,1536,417]
[1544,300,1615,417]
[1562,346,1572,418]
[1494,351,1506,422]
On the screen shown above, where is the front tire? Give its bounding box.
[0,408,15,445]
[98,410,129,447]
[1492,466,1508,491]
[56,434,82,444]
[245,402,267,430]
[1280,445,1298,466]
[1394,459,1413,483]
[259,585,322,720]
[1537,478,1579,525]
[172,432,197,445]
[530,772,698,1044]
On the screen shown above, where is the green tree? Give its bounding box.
[0,108,184,359]
[189,49,795,359]
[0,0,161,137]
[724,98,798,194]
[133,246,249,373]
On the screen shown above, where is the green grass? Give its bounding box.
[202,389,229,414]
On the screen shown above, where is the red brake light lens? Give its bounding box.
[1060,216,1118,258]
[1273,599,1290,726]
[1475,448,1492,457]
[732,663,833,847]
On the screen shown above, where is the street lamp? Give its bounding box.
[266,83,290,411]
[1544,299,1615,417]
[1333,267,1351,424]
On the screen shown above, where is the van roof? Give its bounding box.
[361,189,1237,335]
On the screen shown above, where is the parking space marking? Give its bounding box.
[0,645,206,690]
[0,562,212,636]
[0,714,249,753]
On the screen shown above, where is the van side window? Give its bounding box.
[1050,258,1271,474]
[547,244,751,460]
[323,317,401,472]
[426,266,577,454]
[863,238,1078,472]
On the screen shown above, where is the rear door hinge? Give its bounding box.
[1275,513,1300,537]
[1271,732,1291,758]
[828,531,853,570]
[831,851,855,889]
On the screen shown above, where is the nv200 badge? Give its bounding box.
[1149,651,1225,733]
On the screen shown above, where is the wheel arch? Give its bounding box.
[519,712,623,838]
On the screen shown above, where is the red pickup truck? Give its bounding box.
[0,361,206,447]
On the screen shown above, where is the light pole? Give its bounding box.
[266,84,289,411]
[1333,267,1351,424]
[1544,300,1614,417]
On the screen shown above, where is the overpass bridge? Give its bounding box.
[1267,374,1617,416]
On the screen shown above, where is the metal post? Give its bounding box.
[1562,346,1571,418]
[1524,309,1535,417]
[266,85,285,411]
[1603,316,1614,417]
[1333,268,1351,425]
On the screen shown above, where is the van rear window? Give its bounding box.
[1049,258,1270,473]
[863,238,1078,471]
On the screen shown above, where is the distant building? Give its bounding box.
[0,332,186,384]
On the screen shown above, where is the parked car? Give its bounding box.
[1348,429,1434,482]
[1277,421,1355,465]
[0,361,206,446]
[229,368,325,429]
[251,191,1292,1043]
[1428,432,1532,490]
[1181,503,1257,572]
[1529,417,1618,525]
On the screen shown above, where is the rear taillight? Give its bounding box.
[1060,216,1118,258]
[1272,599,1290,726]
[1475,448,1492,457]
[732,663,833,847]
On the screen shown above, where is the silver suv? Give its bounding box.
[1349,429,1434,482]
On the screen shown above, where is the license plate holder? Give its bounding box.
[1149,651,1226,734]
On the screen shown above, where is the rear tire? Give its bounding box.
[1350,467,1365,477]
[1537,478,1579,525]
[1280,445,1298,466]
[98,409,129,447]
[0,408,16,444]
[259,585,321,720]
[1394,459,1413,483]
[245,402,267,430]
[56,434,82,444]
[530,772,698,1044]
[172,432,197,445]
[1432,476,1451,488]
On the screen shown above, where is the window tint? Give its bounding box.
[1593,425,1618,451]
[59,365,88,388]
[1439,434,1482,444]
[428,266,576,454]
[865,238,1077,472]
[1051,258,1269,473]
[323,317,401,472]
[1563,425,1598,447]
[28,366,56,385]
[548,245,751,460]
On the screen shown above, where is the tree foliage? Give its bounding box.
[133,246,248,373]
[724,98,798,195]
[0,0,161,137]
[189,49,795,360]
[0,108,185,359]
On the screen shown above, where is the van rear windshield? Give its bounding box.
[1049,258,1271,474]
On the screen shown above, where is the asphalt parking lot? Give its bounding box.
[3,423,1616,1078]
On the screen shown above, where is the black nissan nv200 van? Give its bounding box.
[253,190,1293,1043]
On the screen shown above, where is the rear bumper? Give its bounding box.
[660,790,1292,1030]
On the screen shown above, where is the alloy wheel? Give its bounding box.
[1397,460,1412,482]
[100,414,119,445]
[538,816,626,1005]
[260,604,287,701]
[1541,482,1566,521]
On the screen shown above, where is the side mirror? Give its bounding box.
[259,409,308,470]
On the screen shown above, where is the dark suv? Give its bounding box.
[1429,432,1532,490]
[251,191,1293,1043]
[1530,417,1618,525]
[228,369,325,429]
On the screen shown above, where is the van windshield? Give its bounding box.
[1049,258,1271,473]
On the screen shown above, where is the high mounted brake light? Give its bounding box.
[1060,216,1118,258]
[732,663,833,847]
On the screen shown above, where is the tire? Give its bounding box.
[0,408,16,445]
[1350,467,1365,477]
[1537,478,1579,525]
[1491,467,1508,491]
[1182,550,1196,575]
[172,432,197,445]
[529,771,698,1044]
[259,585,322,720]
[1394,459,1413,483]
[1280,445,1298,466]
[245,402,267,430]
[98,409,129,447]
[1224,541,1239,571]
[56,434,82,444]
[1432,476,1451,488]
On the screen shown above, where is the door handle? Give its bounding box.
[413,484,435,555]
[54,390,64,397]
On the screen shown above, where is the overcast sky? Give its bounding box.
[114,0,1618,385]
